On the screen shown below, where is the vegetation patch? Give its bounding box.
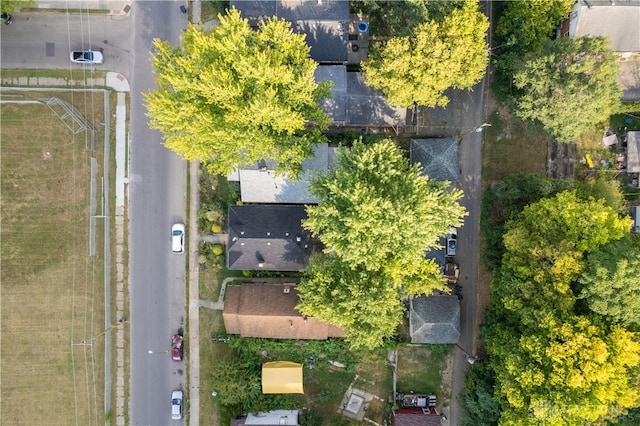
[0,92,107,424]
[396,345,450,401]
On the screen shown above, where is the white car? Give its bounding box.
[445,227,457,257]
[172,223,185,254]
[171,390,183,420]
[70,50,104,64]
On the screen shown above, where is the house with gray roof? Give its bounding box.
[315,66,407,127]
[409,296,460,344]
[560,0,640,101]
[410,138,459,182]
[227,143,336,204]
[227,205,320,271]
[231,0,349,64]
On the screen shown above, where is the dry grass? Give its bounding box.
[482,106,549,182]
[1,93,106,425]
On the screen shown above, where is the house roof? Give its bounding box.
[231,0,350,64]
[222,284,345,339]
[410,139,459,182]
[227,205,319,270]
[570,1,640,53]
[228,144,336,204]
[262,361,304,394]
[628,131,640,173]
[393,408,441,426]
[314,66,407,126]
[410,296,460,344]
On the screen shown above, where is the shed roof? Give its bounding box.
[410,139,459,182]
[393,408,441,426]
[222,284,345,339]
[262,361,304,394]
[627,131,640,173]
[227,205,319,271]
[410,296,460,344]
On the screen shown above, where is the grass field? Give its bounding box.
[1,90,107,425]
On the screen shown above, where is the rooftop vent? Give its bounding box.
[284,287,291,294]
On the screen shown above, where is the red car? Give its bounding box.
[171,334,184,362]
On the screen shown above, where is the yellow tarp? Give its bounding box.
[261,361,304,394]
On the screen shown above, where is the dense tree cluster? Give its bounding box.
[469,185,640,425]
[298,140,467,349]
[145,9,331,177]
[361,0,489,108]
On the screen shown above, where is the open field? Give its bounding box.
[1,90,107,425]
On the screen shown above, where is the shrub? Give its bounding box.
[212,244,224,255]
[211,223,222,233]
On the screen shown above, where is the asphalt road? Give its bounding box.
[0,11,129,70]
[128,2,188,425]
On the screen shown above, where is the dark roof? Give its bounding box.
[231,0,349,64]
[410,296,460,344]
[393,408,441,426]
[223,284,345,339]
[227,205,319,271]
[410,139,459,182]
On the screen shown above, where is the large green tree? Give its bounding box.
[145,9,331,176]
[512,37,621,142]
[496,0,574,53]
[304,139,467,287]
[578,235,640,328]
[486,318,640,425]
[361,0,489,107]
[297,256,405,349]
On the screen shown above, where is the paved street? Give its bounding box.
[128,2,189,425]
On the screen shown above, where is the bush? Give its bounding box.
[212,244,224,255]
[211,223,222,233]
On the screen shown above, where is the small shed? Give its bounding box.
[262,361,304,394]
[409,296,460,344]
[627,131,640,173]
[410,138,459,182]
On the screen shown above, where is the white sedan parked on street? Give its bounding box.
[70,50,103,64]
[171,390,183,420]
[171,223,185,254]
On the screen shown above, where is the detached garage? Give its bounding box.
[261,361,304,394]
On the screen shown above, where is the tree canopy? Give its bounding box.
[298,139,467,349]
[496,0,574,53]
[361,0,489,108]
[304,139,466,282]
[145,9,331,176]
[512,37,621,142]
[297,256,405,349]
[578,235,640,329]
[483,190,638,424]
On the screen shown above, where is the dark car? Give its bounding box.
[1,13,13,25]
[171,334,184,362]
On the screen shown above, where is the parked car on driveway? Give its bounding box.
[70,50,103,64]
[445,227,457,257]
[171,390,183,420]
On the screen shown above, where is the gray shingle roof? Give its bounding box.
[410,138,459,182]
[230,0,350,64]
[571,2,640,52]
[410,296,460,344]
[228,144,335,204]
[227,205,319,270]
[628,131,640,173]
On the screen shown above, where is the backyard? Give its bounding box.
[0,89,108,424]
